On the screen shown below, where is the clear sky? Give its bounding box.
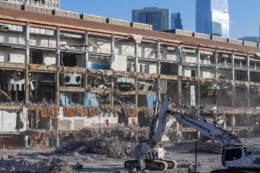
[61,0,260,39]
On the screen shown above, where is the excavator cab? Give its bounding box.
[222,145,243,167]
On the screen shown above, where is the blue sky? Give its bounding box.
[61,0,260,39]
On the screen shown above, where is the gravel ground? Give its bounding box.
[0,138,259,173]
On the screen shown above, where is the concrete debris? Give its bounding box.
[56,137,134,159]
[0,157,75,173]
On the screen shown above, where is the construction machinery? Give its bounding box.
[124,93,260,172]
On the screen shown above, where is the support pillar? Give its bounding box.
[56,27,60,66]
[84,31,89,68]
[134,43,139,73]
[197,48,200,78]
[215,50,219,80]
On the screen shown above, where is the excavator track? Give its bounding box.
[124,159,174,171]
[161,159,177,169]
[145,160,168,171]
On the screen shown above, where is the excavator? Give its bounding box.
[124,91,260,172]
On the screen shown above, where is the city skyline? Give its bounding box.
[132,7,170,31]
[61,0,259,39]
[196,0,230,37]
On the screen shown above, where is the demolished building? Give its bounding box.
[0,1,260,147]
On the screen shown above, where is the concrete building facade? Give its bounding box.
[0,1,260,147]
[132,7,170,31]
[196,0,230,37]
[0,0,60,9]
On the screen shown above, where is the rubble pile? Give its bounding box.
[57,137,134,159]
[78,126,149,142]
[0,157,75,173]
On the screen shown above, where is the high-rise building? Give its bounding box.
[196,0,229,37]
[132,7,170,31]
[0,0,60,9]
[171,13,183,30]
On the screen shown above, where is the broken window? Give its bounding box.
[182,48,197,64]
[88,54,110,70]
[217,83,232,108]
[161,62,178,75]
[114,95,135,108]
[30,49,56,65]
[166,80,178,101]
[218,53,231,67]
[182,67,196,78]
[235,71,247,81]
[0,70,25,103]
[161,45,177,61]
[235,86,248,108]
[138,42,156,59]
[61,52,85,67]
[250,86,260,107]
[60,31,84,51]
[115,77,135,92]
[29,72,55,104]
[200,50,215,65]
[182,82,197,107]
[200,83,216,109]
[218,69,232,80]
[234,56,247,68]
[87,74,112,89]
[200,67,215,79]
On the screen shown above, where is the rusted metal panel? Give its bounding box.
[60,87,86,93]
[123,108,138,117]
[0,62,26,70]
[86,107,100,117]
[40,106,59,118]
[29,64,56,72]
[63,107,87,117]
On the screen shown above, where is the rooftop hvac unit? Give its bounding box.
[64,73,82,85]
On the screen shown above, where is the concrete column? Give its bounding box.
[25,22,30,64]
[197,80,200,109]
[247,55,251,108]
[84,31,89,68]
[157,41,161,75]
[231,53,235,81]
[56,27,60,66]
[135,43,139,72]
[111,34,115,65]
[55,70,60,106]
[247,55,250,82]
[197,48,201,78]
[25,64,29,106]
[177,45,183,76]
[231,114,236,127]
[215,50,219,80]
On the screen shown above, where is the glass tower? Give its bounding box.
[132,7,170,31]
[196,0,229,37]
[171,13,183,30]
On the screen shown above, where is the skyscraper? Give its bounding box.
[0,0,60,9]
[132,7,170,31]
[171,13,183,30]
[196,0,229,37]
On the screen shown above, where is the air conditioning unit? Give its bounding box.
[138,81,153,92]
[64,73,82,85]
